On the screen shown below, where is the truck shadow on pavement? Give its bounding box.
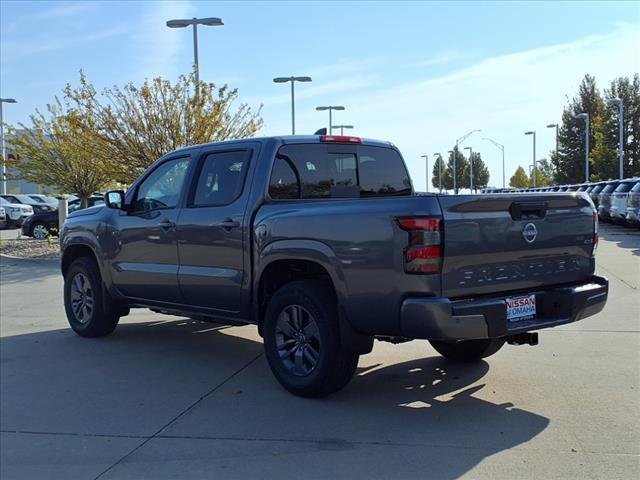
[1,319,549,479]
[599,224,640,256]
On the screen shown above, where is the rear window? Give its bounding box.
[631,182,640,193]
[614,182,635,193]
[269,144,412,200]
[590,185,603,194]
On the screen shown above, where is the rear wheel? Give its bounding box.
[263,280,359,398]
[64,257,120,337]
[429,338,505,362]
[31,222,50,239]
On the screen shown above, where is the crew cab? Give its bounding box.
[60,136,608,397]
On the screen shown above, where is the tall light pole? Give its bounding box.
[331,125,353,136]
[0,98,17,195]
[421,155,429,192]
[433,152,443,192]
[575,113,589,182]
[166,17,224,86]
[454,129,480,194]
[316,106,345,133]
[482,137,505,189]
[273,76,312,135]
[607,98,624,179]
[463,147,473,192]
[525,131,537,187]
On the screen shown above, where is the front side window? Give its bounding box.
[191,150,251,207]
[133,157,190,213]
[269,144,411,200]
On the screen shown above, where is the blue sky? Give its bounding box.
[2,1,639,190]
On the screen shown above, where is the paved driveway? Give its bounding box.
[1,225,639,479]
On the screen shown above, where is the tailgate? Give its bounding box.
[438,194,596,298]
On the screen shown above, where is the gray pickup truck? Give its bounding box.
[60,135,608,397]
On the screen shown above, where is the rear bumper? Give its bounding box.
[400,275,608,340]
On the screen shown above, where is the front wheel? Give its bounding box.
[31,222,50,239]
[64,257,120,337]
[429,338,505,362]
[263,280,359,398]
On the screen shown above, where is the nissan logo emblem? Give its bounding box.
[522,223,538,244]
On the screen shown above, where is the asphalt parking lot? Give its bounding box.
[1,224,638,480]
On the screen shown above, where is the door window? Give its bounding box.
[133,158,190,213]
[191,150,251,207]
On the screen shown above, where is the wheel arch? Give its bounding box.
[254,240,372,354]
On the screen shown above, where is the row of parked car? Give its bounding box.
[0,194,105,238]
[482,177,640,227]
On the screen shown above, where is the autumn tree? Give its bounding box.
[530,167,549,187]
[5,101,115,208]
[509,166,530,188]
[64,71,263,182]
[4,71,264,198]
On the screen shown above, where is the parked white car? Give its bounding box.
[609,178,639,223]
[0,197,34,228]
[0,206,6,228]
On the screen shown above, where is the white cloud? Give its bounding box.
[1,26,127,61]
[412,51,465,68]
[131,1,197,80]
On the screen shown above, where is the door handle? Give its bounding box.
[158,219,176,231]
[218,218,240,230]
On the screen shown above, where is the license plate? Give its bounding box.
[505,294,536,322]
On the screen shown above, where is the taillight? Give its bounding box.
[319,135,362,144]
[397,217,442,274]
[592,210,599,257]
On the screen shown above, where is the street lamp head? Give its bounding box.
[316,105,345,111]
[607,98,622,106]
[166,19,193,28]
[546,123,557,128]
[524,131,535,135]
[198,17,224,26]
[274,76,312,83]
[0,98,17,104]
[575,113,588,120]
[420,154,428,159]
[331,125,353,129]
[464,146,472,151]
[433,152,441,157]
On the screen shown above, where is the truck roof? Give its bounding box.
[171,135,395,154]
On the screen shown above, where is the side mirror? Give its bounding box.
[105,190,126,210]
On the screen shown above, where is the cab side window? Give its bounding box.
[133,158,190,213]
[191,150,251,207]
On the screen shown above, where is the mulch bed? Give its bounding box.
[0,239,61,259]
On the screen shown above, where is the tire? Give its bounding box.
[263,280,359,398]
[429,338,505,362]
[64,256,120,337]
[31,222,50,239]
